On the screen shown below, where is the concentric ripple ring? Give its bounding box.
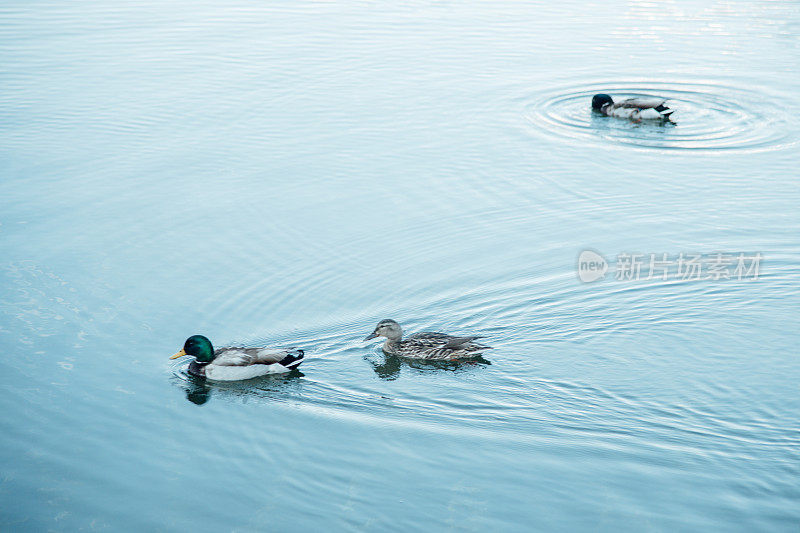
[524,80,798,152]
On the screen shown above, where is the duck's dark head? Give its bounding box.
[592,94,614,111]
[170,335,215,363]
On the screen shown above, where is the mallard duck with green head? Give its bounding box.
[364,319,491,360]
[592,94,674,122]
[170,335,304,381]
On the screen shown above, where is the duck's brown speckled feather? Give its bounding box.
[385,332,491,360]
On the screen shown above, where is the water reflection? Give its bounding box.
[173,369,305,405]
[366,351,491,381]
[184,376,211,405]
[589,112,677,131]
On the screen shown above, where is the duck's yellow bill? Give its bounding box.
[170,349,186,359]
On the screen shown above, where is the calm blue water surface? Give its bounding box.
[1,1,799,530]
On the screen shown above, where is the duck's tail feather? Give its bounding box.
[654,103,674,120]
[278,348,304,368]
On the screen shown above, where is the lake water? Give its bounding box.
[1,1,799,530]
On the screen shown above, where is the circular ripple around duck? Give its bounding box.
[525,81,798,152]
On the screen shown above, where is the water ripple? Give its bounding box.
[524,80,799,152]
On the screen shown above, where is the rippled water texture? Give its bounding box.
[526,80,800,151]
[1,0,799,531]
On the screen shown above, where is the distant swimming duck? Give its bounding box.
[364,319,491,360]
[591,94,674,121]
[170,335,304,381]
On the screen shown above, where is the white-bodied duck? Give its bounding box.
[170,335,304,381]
[592,94,674,121]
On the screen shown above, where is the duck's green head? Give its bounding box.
[170,335,214,363]
[592,94,613,111]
